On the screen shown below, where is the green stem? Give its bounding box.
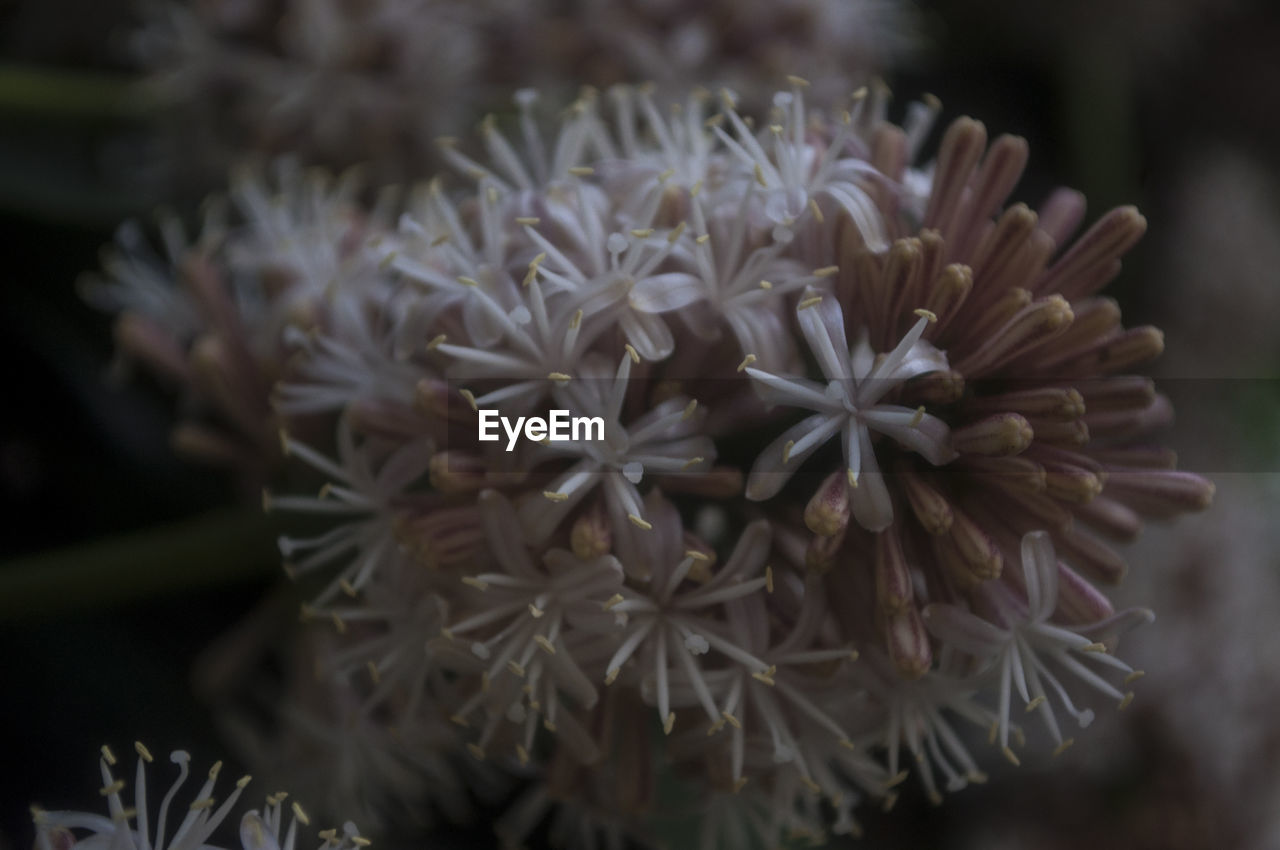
[0,510,279,621]
[0,65,155,119]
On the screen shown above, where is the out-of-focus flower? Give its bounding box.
[132,0,487,181]
[32,744,364,850]
[129,0,916,184]
[526,0,916,109]
[82,161,401,490]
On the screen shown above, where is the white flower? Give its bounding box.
[667,571,859,791]
[850,650,998,805]
[33,744,362,850]
[516,351,715,543]
[714,84,889,250]
[266,416,434,602]
[745,289,956,530]
[604,497,772,734]
[922,530,1153,761]
[442,491,625,764]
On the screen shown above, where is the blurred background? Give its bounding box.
[2,0,1279,847]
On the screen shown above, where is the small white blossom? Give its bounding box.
[745,289,956,530]
[923,531,1153,761]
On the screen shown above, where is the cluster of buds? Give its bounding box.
[79,80,1211,845]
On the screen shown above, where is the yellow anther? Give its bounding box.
[797,295,823,310]
[1124,670,1146,684]
[189,798,215,812]
[1002,746,1021,766]
[569,309,583,329]
[458,388,478,411]
[568,166,595,176]
[847,468,859,488]
[605,667,621,685]
[461,576,489,590]
[1025,696,1045,712]
[913,307,938,323]
[787,74,811,88]
[208,760,223,779]
[506,660,526,677]
[909,406,925,427]
[685,549,710,562]
[457,276,480,287]
[667,221,687,243]
[466,743,485,760]
[737,353,757,372]
[630,228,654,238]
[663,712,676,735]
[99,779,126,796]
[696,233,710,244]
[548,372,572,383]
[808,198,824,224]
[515,216,541,225]
[516,745,530,765]
[680,456,705,470]
[765,566,774,593]
[812,265,839,278]
[754,164,767,187]
[624,343,640,364]
[101,745,117,766]
[236,775,252,789]
[627,514,653,530]
[759,279,773,290]
[543,491,569,502]
[1052,738,1075,757]
[782,440,796,464]
[339,579,358,598]
[534,635,556,655]
[528,604,544,618]
[1118,692,1135,711]
[682,399,698,420]
[602,593,624,611]
[425,334,446,352]
[721,711,742,729]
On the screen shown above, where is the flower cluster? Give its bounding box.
[80,82,1211,846]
